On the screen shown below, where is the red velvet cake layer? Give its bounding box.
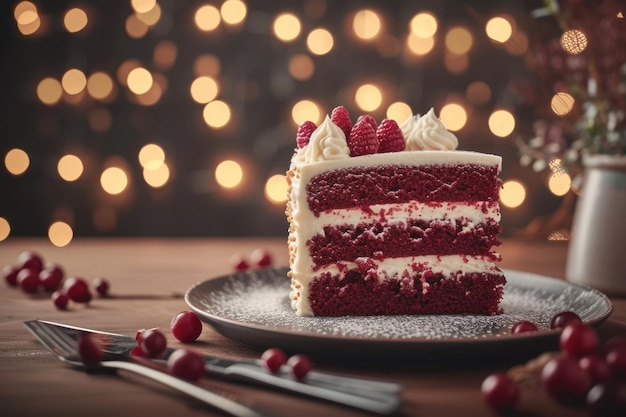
[306,164,501,215]
[308,270,506,316]
[308,220,502,269]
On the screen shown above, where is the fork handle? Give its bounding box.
[101,360,267,417]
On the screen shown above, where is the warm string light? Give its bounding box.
[6,1,549,239]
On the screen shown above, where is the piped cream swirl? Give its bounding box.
[295,115,351,163]
[402,108,458,151]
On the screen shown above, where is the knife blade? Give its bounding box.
[31,320,402,415]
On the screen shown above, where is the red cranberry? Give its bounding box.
[135,327,158,343]
[579,356,612,384]
[511,320,538,334]
[587,383,626,417]
[167,349,205,381]
[139,328,167,357]
[560,323,599,358]
[93,277,110,297]
[52,290,70,310]
[18,251,43,272]
[3,264,20,286]
[230,254,249,271]
[250,248,272,268]
[541,354,590,405]
[481,373,520,410]
[287,354,312,380]
[17,268,40,293]
[63,277,92,303]
[261,348,287,373]
[170,311,203,343]
[77,334,103,366]
[550,311,582,329]
[130,345,146,357]
[606,345,626,377]
[39,267,63,292]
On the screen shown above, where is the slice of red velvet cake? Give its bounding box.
[286,106,505,317]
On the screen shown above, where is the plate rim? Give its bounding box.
[185,267,613,347]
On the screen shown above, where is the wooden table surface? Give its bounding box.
[1,238,624,417]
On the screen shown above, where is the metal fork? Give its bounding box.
[24,320,269,417]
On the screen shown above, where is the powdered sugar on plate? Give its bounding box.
[186,268,612,342]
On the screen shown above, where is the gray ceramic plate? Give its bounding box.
[186,268,613,362]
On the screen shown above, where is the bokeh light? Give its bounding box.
[488,109,515,137]
[57,154,84,182]
[548,172,572,196]
[190,76,219,104]
[62,69,87,95]
[48,221,73,247]
[37,78,63,105]
[354,84,382,112]
[551,92,575,116]
[288,54,315,81]
[386,102,412,123]
[100,166,129,195]
[203,100,231,128]
[215,160,243,189]
[273,13,301,42]
[409,12,437,38]
[125,14,149,38]
[0,217,10,241]
[560,29,588,54]
[153,41,177,70]
[406,33,435,55]
[352,10,381,41]
[194,54,221,77]
[195,4,220,31]
[87,72,114,100]
[131,0,156,14]
[264,174,288,204]
[307,28,334,55]
[220,0,247,25]
[64,8,88,33]
[136,4,161,26]
[4,148,30,176]
[440,103,467,131]
[15,2,40,35]
[291,100,322,125]
[485,17,512,43]
[138,143,165,168]
[500,180,526,208]
[127,67,153,95]
[143,162,170,188]
[445,27,473,54]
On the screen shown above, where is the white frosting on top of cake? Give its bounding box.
[295,150,501,182]
[293,115,350,163]
[401,108,459,151]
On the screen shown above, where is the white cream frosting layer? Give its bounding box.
[290,255,503,316]
[291,150,502,183]
[293,201,500,246]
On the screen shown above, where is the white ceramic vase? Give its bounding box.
[566,155,626,295]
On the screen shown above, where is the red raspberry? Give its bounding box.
[330,106,352,139]
[376,119,405,153]
[296,121,317,148]
[356,114,377,130]
[348,118,379,156]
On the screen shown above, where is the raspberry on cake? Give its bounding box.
[286,106,505,317]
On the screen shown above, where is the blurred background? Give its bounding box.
[2,0,624,246]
